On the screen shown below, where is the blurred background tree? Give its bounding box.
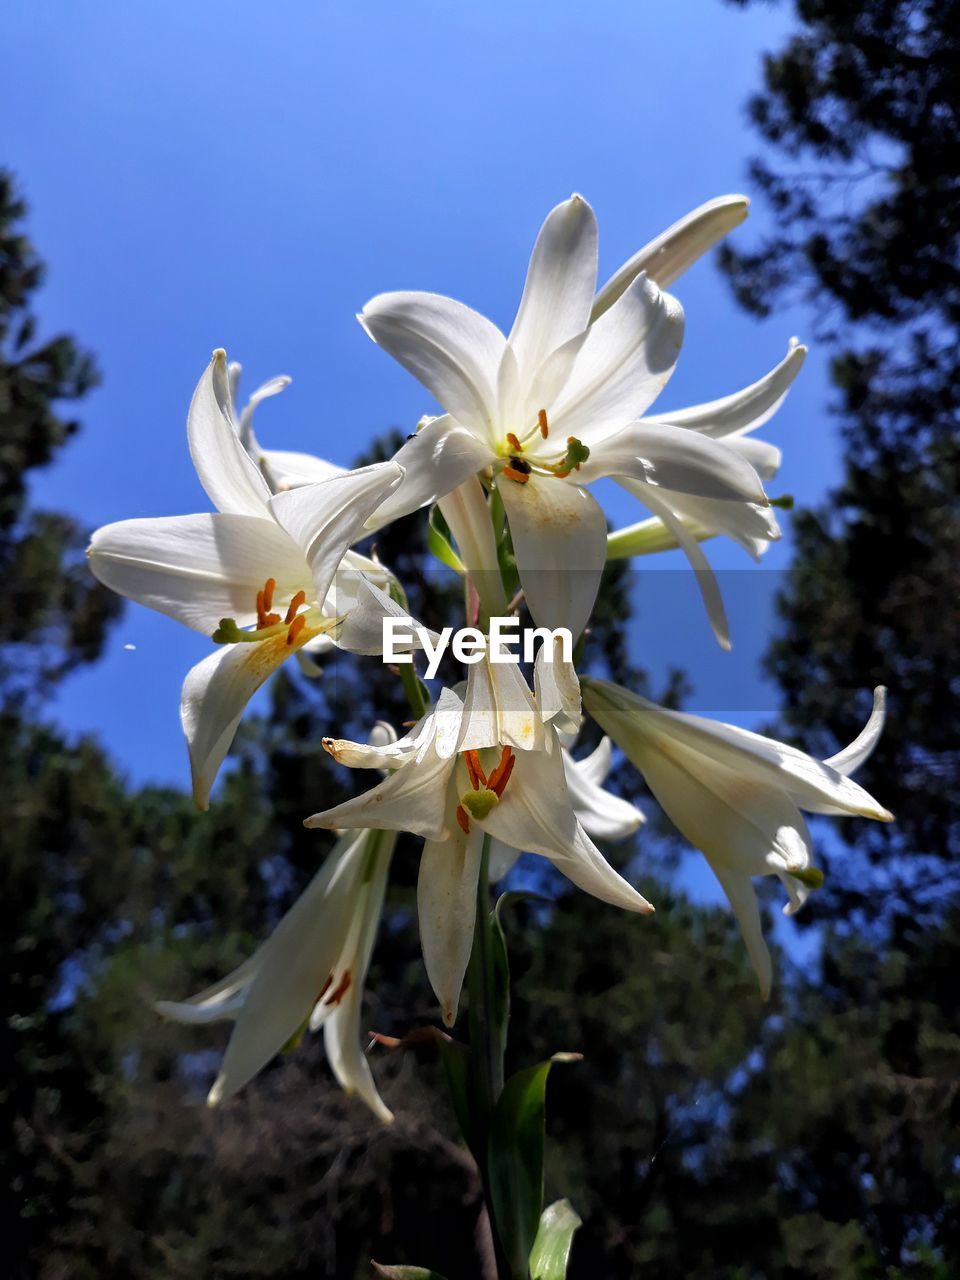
[4,0,959,1271]
[715,0,960,1272]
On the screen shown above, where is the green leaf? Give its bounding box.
[487,1054,581,1277]
[371,1264,451,1279]
[427,504,465,573]
[529,1199,582,1279]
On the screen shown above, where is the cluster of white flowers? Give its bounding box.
[89,194,891,1121]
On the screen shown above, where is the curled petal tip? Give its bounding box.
[441,1007,456,1028]
[206,1076,225,1108]
[212,347,227,364]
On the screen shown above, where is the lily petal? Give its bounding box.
[630,482,732,651]
[563,750,644,842]
[359,292,506,442]
[87,512,308,635]
[508,195,598,386]
[580,421,769,504]
[188,351,273,517]
[268,462,402,604]
[438,475,508,617]
[712,865,773,1000]
[365,416,495,530]
[582,678,892,822]
[418,795,484,1026]
[550,275,685,444]
[498,474,608,641]
[456,655,544,754]
[644,341,806,440]
[305,722,456,841]
[592,195,750,320]
[317,831,395,1123]
[645,487,781,560]
[573,736,613,787]
[181,624,324,809]
[207,831,370,1105]
[479,738,654,914]
[487,838,521,882]
[823,686,888,777]
[534,640,582,732]
[259,449,347,491]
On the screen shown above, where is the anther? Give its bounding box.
[464,749,487,790]
[503,458,531,484]
[263,577,276,611]
[538,408,549,439]
[456,804,471,834]
[487,746,515,797]
[285,590,307,625]
[506,432,523,453]
[287,615,307,646]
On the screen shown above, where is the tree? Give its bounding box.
[716,1,960,1270]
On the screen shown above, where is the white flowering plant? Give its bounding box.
[89,195,891,1279]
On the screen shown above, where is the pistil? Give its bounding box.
[455,746,516,832]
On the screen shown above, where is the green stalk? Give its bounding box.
[399,658,428,721]
[466,837,504,1111]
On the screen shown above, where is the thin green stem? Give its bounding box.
[466,837,504,1111]
[399,658,428,720]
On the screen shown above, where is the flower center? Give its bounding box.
[497,409,590,484]
[455,747,515,833]
[212,577,312,646]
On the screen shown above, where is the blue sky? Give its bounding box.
[2,0,830,800]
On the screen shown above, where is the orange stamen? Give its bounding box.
[506,432,523,453]
[456,804,471,834]
[502,465,530,484]
[263,577,276,611]
[487,746,515,797]
[326,971,352,1006]
[286,615,306,646]
[256,588,267,628]
[538,408,549,438]
[284,590,307,624]
[464,749,487,790]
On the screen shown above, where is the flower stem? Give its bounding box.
[399,657,428,720]
[466,836,504,1112]
[464,837,522,1280]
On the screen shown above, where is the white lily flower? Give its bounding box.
[88,350,410,808]
[581,677,893,997]
[360,195,772,642]
[487,732,645,882]
[156,824,396,1122]
[308,671,653,1027]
